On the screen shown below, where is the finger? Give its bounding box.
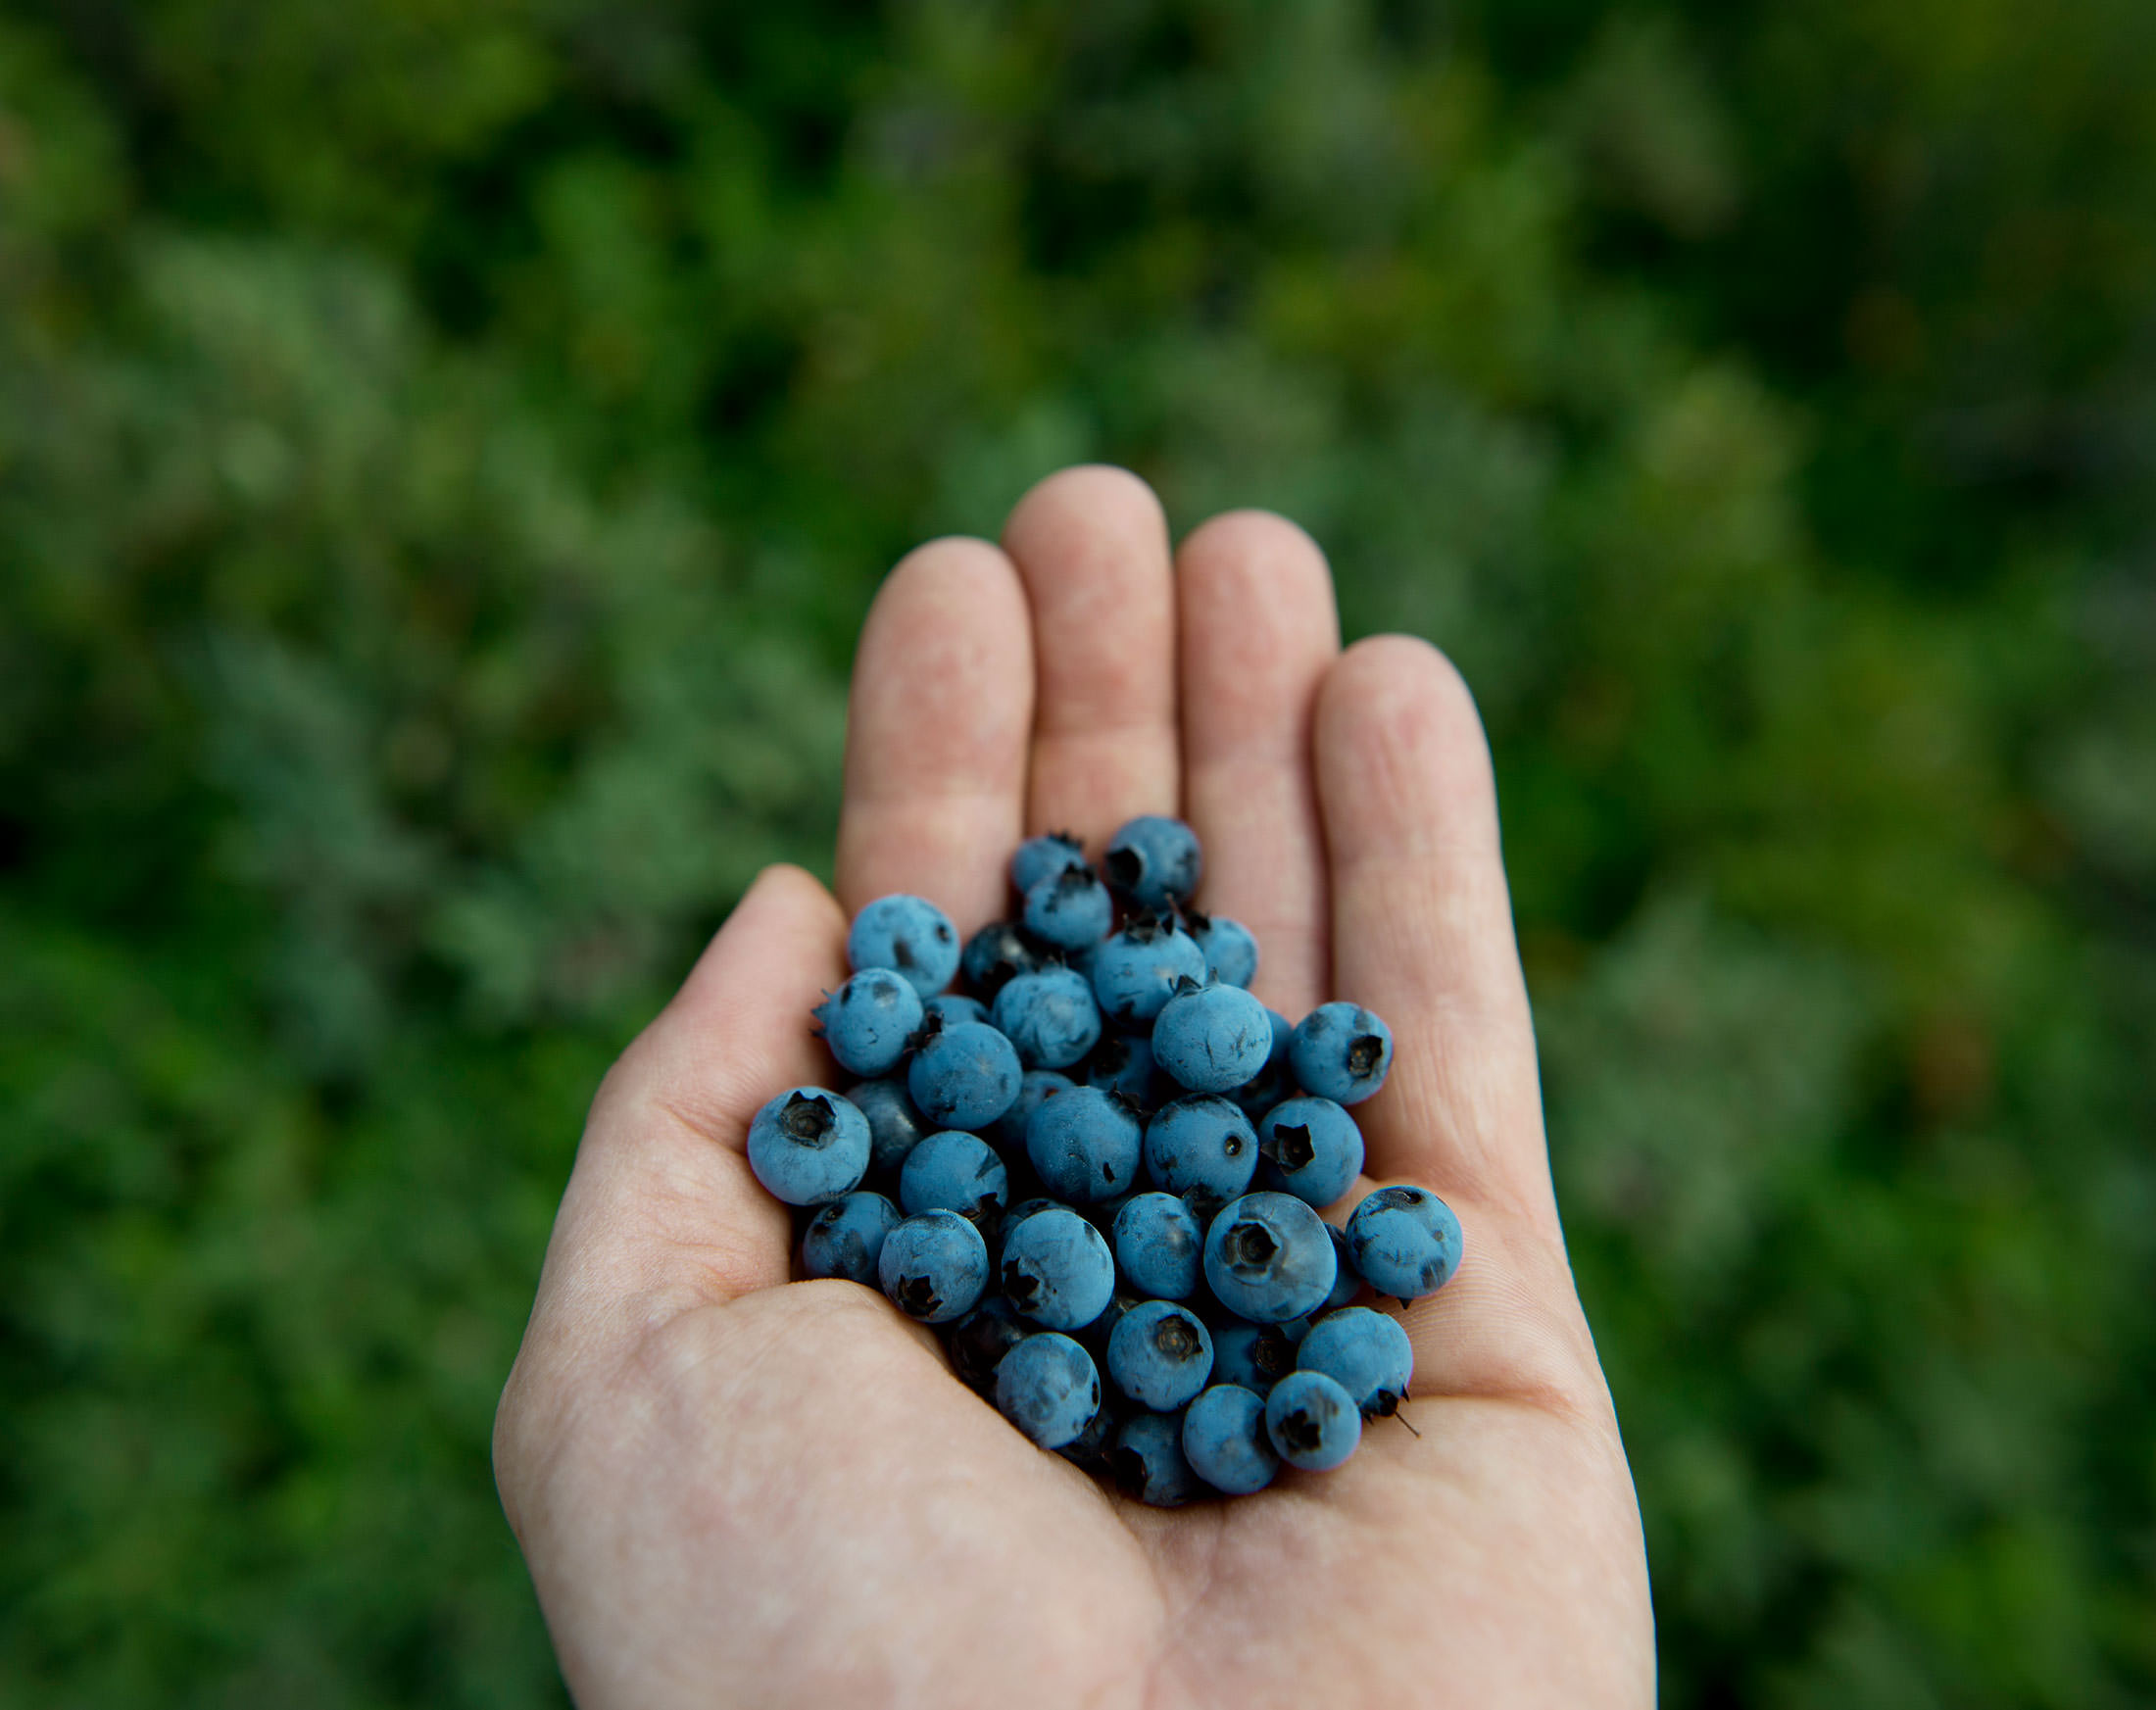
[1000,465,1180,843]
[1174,511,1341,1018]
[1314,637,1557,1233]
[837,537,1034,928]
[528,864,850,1338]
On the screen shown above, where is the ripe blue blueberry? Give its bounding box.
[1264,1369,1362,1471]
[1112,1193,1203,1299]
[877,1209,989,1323]
[906,1018,1022,1132]
[1184,908,1259,989]
[1142,1095,1257,1210]
[992,1069,1074,1149]
[1022,866,1114,952]
[813,968,923,1078]
[961,919,1046,999]
[1082,1032,1158,1107]
[994,1332,1102,1450]
[1297,1306,1415,1418]
[921,993,991,1030]
[999,1206,1117,1331]
[1289,1002,1395,1105]
[799,1190,903,1286]
[1317,1224,1361,1313]
[1010,831,1087,897]
[847,893,960,999]
[747,1087,871,1206]
[946,1295,1029,1393]
[1255,1096,1365,1207]
[1181,1384,1281,1495]
[1228,1007,1297,1123]
[1107,1300,1215,1410]
[1108,1409,1204,1507]
[898,1129,1008,1228]
[846,1076,931,1178]
[1152,978,1274,1094]
[1090,915,1208,1026]
[1202,1192,1339,1323]
[1102,815,1201,911]
[1024,1084,1143,1203]
[1208,1317,1297,1396]
[991,967,1102,1069]
[1345,1185,1462,1300]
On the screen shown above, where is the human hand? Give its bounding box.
[493,466,1654,1707]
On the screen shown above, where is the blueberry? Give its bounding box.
[878,1209,990,1323]
[1024,1084,1143,1204]
[1055,1388,1123,1468]
[1317,1224,1361,1313]
[1112,1193,1204,1299]
[906,1018,1023,1132]
[961,919,1047,999]
[1228,1007,1297,1123]
[1011,831,1087,897]
[1289,1002,1395,1105]
[1181,1385,1281,1495]
[1202,1192,1339,1323]
[1255,1096,1365,1207]
[813,968,924,1078]
[1108,1409,1204,1507]
[922,992,992,1030]
[747,1087,872,1206]
[1089,915,1208,1026]
[1152,978,1274,1094]
[1183,908,1258,989]
[1102,815,1202,911]
[999,1205,1117,1330]
[991,967,1102,1070]
[846,1076,932,1178]
[1345,1185,1462,1301]
[898,1130,1008,1228]
[994,1332,1102,1450]
[1208,1317,1297,1396]
[1082,1032,1158,1108]
[847,894,960,999]
[1297,1306,1415,1418]
[799,1190,903,1285]
[1107,1300,1214,1411]
[992,1069,1075,1149]
[945,1295,1030,1393]
[1022,866,1114,953]
[1263,1370,1362,1471]
[1142,1095,1258,1208]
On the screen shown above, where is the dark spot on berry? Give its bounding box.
[1378,1186,1423,1209]
[869,979,899,1006]
[830,1233,864,1273]
[1265,1123,1315,1171]
[935,921,954,943]
[895,1275,942,1317]
[1103,847,1143,892]
[1278,1408,1323,1455]
[892,936,918,970]
[1002,1260,1041,1310]
[1102,1161,1117,1184]
[1252,1328,1292,1380]
[1151,1314,1201,1361]
[1420,1260,1447,1288]
[1106,1445,1150,1496]
[1226,1221,1278,1269]
[1348,1033,1385,1077]
[780,1092,836,1145]
[1223,1135,1245,1157]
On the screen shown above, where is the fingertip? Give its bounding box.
[1316,635,1496,869]
[1001,464,1169,563]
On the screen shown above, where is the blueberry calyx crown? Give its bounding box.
[1276,1407,1324,1455]
[780,1092,836,1145]
[1224,1221,1278,1269]
[1347,1033,1386,1076]
[1376,1186,1425,1210]
[1151,1315,1202,1361]
[1261,1124,1315,1170]
[894,1275,943,1317]
[1102,847,1144,893]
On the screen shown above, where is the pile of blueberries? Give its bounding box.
[746,815,1463,1505]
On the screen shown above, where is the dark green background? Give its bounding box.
[4,2,2152,1703]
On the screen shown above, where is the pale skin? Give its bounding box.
[493,466,1656,1708]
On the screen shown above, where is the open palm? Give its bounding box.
[494,467,1654,1707]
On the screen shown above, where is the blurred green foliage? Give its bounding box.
[2,2,2151,1704]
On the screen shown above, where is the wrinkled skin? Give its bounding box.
[494,467,1655,1708]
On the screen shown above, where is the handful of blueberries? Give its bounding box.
[746,815,1463,1505]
